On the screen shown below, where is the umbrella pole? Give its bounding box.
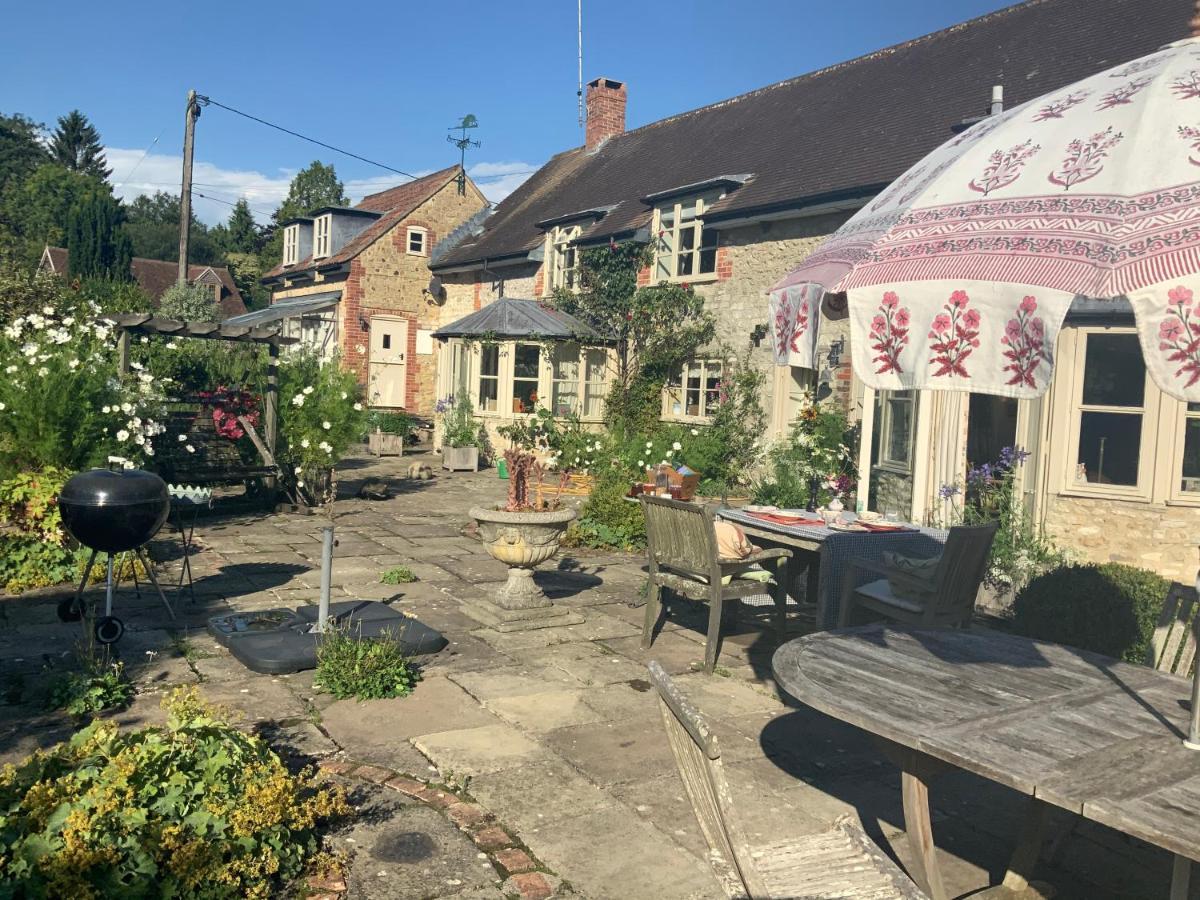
[1188,561,1200,749]
[317,525,334,634]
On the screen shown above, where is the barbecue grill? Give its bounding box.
[58,464,175,643]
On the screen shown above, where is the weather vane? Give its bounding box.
[447,115,480,195]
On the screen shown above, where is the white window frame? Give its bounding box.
[652,193,720,283]
[313,215,332,260]
[662,358,724,422]
[1063,326,1157,501]
[1169,400,1200,503]
[407,226,427,257]
[282,225,300,266]
[874,389,916,475]
[546,224,582,292]
[548,343,610,421]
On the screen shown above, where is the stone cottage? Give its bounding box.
[260,165,488,416]
[430,0,1197,579]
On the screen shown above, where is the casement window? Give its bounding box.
[663,358,723,420]
[1178,403,1200,496]
[546,225,582,292]
[478,344,500,413]
[1068,330,1153,495]
[313,215,332,259]
[512,344,542,414]
[550,344,609,418]
[874,390,916,472]
[653,194,719,282]
[407,226,427,256]
[283,225,300,266]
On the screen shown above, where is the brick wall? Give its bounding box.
[585,78,626,152]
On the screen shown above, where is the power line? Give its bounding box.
[192,191,276,218]
[113,126,167,189]
[196,95,422,181]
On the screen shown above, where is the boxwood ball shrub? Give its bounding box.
[0,688,348,898]
[1009,562,1170,663]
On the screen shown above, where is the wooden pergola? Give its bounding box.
[100,312,298,468]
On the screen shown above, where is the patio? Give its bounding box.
[0,453,1188,900]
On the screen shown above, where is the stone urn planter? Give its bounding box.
[466,505,582,631]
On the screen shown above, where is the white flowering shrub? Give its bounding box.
[0,301,167,476]
[278,352,367,506]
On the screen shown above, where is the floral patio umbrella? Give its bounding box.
[769,34,1200,401]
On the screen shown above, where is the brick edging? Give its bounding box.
[315,757,565,900]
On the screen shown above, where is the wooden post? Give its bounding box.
[117,329,131,375]
[265,342,279,459]
[178,90,199,284]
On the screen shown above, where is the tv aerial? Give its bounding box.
[447,115,480,195]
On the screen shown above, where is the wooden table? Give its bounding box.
[772,625,1200,899]
[718,508,946,629]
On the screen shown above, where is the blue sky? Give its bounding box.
[3,0,1011,223]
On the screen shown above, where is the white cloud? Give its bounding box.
[105,148,542,224]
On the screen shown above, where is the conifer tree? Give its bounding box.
[50,110,111,180]
[66,188,131,280]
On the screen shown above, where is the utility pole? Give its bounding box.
[178,89,200,284]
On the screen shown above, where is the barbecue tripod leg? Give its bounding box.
[71,549,99,621]
[136,548,174,620]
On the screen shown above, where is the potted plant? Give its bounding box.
[366,409,412,458]
[469,435,577,619]
[437,396,482,472]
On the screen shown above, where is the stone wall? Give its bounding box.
[1041,494,1200,582]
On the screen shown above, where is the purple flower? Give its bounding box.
[938,484,961,499]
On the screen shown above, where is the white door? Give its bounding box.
[369,316,409,408]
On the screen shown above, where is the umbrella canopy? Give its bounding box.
[769,34,1200,401]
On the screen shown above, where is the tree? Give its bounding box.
[0,164,98,267]
[0,112,49,196]
[220,199,262,254]
[158,281,217,320]
[66,188,132,281]
[123,190,222,265]
[224,251,269,310]
[49,110,111,180]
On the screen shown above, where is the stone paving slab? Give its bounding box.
[412,724,553,777]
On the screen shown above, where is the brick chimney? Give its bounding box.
[586,77,626,152]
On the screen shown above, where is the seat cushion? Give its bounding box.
[880,550,939,605]
[856,578,925,613]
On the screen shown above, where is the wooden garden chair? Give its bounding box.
[640,496,791,674]
[837,522,999,629]
[648,660,928,899]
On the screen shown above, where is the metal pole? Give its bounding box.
[1188,559,1200,748]
[178,89,199,284]
[317,525,334,633]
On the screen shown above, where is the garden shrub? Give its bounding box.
[573,466,647,550]
[752,390,856,509]
[277,351,368,507]
[1009,562,1170,663]
[365,409,415,441]
[0,467,80,593]
[314,628,421,700]
[45,659,133,718]
[0,687,349,898]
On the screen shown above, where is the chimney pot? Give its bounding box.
[586,77,626,152]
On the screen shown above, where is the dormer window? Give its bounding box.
[407,226,427,256]
[313,214,332,259]
[547,224,582,292]
[283,225,300,266]
[653,193,719,282]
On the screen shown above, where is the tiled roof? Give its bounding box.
[432,296,614,342]
[264,165,462,280]
[434,0,1193,270]
[43,247,247,318]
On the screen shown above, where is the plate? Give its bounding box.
[776,508,810,517]
[743,505,778,513]
[829,522,868,532]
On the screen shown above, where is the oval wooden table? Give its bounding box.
[772,625,1200,900]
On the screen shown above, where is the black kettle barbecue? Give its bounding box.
[58,464,175,643]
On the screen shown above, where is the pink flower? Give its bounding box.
[881,291,899,308]
[1005,319,1022,340]
[1030,318,1045,335]
[963,309,981,329]
[1161,319,1185,342]
[895,309,911,327]
[931,314,951,333]
[871,315,887,332]
[1169,285,1194,307]
[949,290,970,308]
[1019,295,1038,314]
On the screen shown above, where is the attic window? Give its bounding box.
[407,226,427,256]
[546,224,582,292]
[283,225,300,266]
[313,214,332,259]
[653,193,719,282]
